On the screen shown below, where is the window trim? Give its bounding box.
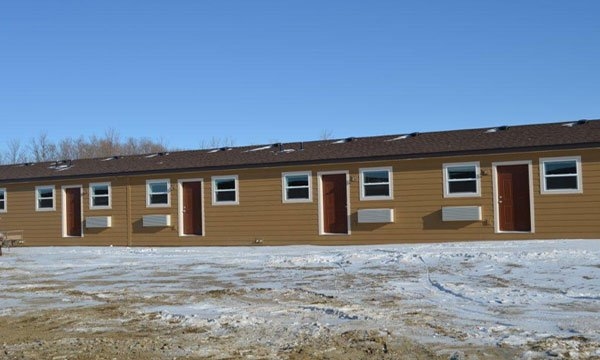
[212,175,239,205]
[146,179,171,208]
[282,171,312,203]
[359,166,393,201]
[0,188,6,213]
[36,185,56,211]
[89,182,112,210]
[540,156,583,194]
[443,162,481,198]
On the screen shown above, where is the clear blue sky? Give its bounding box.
[2,0,599,150]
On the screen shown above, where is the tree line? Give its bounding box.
[0,128,335,165]
[0,130,168,165]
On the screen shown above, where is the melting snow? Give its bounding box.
[1,240,599,352]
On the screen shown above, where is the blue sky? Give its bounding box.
[2,1,599,151]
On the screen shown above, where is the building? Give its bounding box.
[0,119,598,246]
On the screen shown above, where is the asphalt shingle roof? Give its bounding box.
[1,119,599,183]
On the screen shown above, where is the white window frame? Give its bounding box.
[36,185,56,211]
[146,179,171,208]
[540,156,583,194]
[359,167,393,201]
[89,182,112,210]
[282,171,312,203]
[0,188,6,213]
[443,162,481,198]
[212,175,239,205]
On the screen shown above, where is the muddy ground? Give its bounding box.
[1,244,599,359]
[0,304,524,360]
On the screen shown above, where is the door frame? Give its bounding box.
[492,161,535,234]
[177,178,205,237]
[317,171,351,235]
[61,185,83,238]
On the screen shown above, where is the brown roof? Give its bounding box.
[1,119,599,183]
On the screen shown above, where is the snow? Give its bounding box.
[1,240,599,353]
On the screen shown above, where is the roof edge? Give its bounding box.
[2,142,599,184]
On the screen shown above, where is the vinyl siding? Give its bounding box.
[0,147,598,246]
[0,178,129,246]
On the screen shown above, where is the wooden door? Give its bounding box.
[182,181,203,235]
[322,174,348,234]
[65,188,82,236]
[497,165,531,232]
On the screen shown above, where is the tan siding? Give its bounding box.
[531,150,600,238]
[0,178,129,246]
[1,147,598,246]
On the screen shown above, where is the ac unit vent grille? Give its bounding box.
[143,214,171,227]
[442,206,482,221]
[86,216,112,228]
[357,209,394,223]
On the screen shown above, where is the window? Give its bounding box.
[359,167,393,200]
[443,162,481,197]
[0,188,6,213]
[540,156,582,194]
[90,182,111,209]
[146,179,170,207]
[282,172,312,203]
[36,186,55,211]
[212,175,239,205]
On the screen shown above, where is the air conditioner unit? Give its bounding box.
[357,208,394,223]
[143,214,171,227]
[442,206,482,221]
[85,216,112,228]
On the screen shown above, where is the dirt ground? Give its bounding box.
[2,244,599,359]
[0,304,525,360]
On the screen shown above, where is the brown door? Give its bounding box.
[182,181,203,235]
[322,174,348,234]
[65,188,82,237]
[497,165,531,232]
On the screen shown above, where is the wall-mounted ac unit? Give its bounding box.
[357,208,394,223]
[85,216,112,228]
[143,214,171,227]
[442,206,482,221]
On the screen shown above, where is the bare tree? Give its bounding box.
[57,137,80,160]
[132,137,168,154]
[97,128,121,157]
[29,132,58,162]
[319,129,334,140]
[198,137,236,149]
[4,139,27,164]
[0,130,170,163]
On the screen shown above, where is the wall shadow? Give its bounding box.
[132,219,170,234]
[422,209,477,230]
[83,227,110,235]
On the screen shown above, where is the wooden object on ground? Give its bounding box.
[0,230,24,256]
